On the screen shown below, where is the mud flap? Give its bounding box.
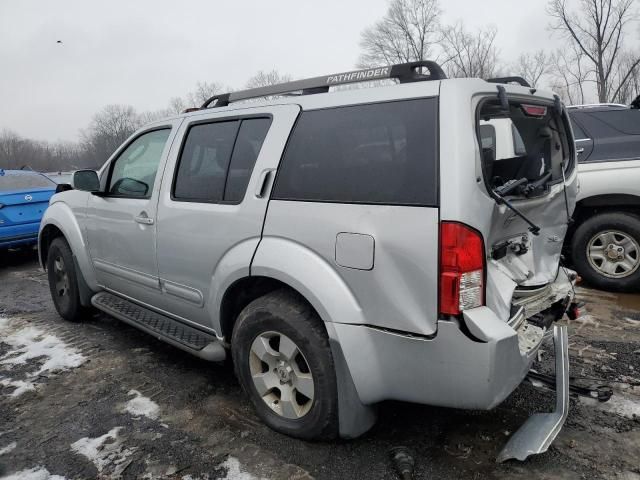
[496,325,569,462]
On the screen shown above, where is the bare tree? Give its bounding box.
[81,105,142,167]
[548,0,640,102]
[549,45,592,104]
[185,81,226,107]
[441,23,500,78]
[358,0,441,67]
[246,70,292,88]
[514,50,550,87]
[611,51,640,103]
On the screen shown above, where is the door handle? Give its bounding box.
[255,169,275,198]
[134,212,154,225]
[576,147,585,154]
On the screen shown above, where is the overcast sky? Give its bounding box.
[1,0,557,142]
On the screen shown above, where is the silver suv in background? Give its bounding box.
[567,102,640,291]
[39,63,579,461]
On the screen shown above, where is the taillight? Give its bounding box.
[439,222,485,316]
[521,104,548,117]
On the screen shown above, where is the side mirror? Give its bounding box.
[72,170,100,192]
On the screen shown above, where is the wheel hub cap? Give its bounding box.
[248,331,314,419]
[587,230,640,279]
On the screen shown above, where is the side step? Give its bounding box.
[497,325,569,462]
[91,291,226,362]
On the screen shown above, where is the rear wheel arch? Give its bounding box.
[219,276,323,342]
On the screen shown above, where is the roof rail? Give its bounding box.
[200,61,447,109]
[486,76,531,88]
[566,103,629,110]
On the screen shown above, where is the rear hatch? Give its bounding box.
[477,96,578,320]
[0,172,56,231]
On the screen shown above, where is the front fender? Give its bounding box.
[38,196,98,291]
[251,236,366,327]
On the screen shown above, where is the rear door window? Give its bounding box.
[173,117,271,203]
[173,121,239,202]
[272,98,438,206]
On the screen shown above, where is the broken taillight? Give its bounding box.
[439,222,485,316]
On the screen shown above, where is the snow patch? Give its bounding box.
[0,321,86,398]
[219,457,264,480]
[1,467,67,480]
[124,390,160,420]
[181,457,265,480]
[579,394,640,419]
[0,441,17,455]
[70,427,136,475]
[0,378,36,397]
[0,326,86,375]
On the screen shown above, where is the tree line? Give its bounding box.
[1,0,638,173]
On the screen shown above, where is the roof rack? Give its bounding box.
[566,103,629,110]
[486,76,531,88]
[200,61,447,109]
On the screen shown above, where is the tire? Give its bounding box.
[571,212,640,292]
[46,237,88,322]
[231,289,338,440]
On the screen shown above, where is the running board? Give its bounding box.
[91,291,226,362]
[497,325,569,462]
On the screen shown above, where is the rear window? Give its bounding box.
[0,173,55,192]
[272,98,438,206]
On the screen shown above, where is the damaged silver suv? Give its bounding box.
[39,62,579,461]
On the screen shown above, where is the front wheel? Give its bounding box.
[46,237,88,322]
[571,212,640,292]
[231,289,338,440]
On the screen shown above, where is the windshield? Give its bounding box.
[0,173,55,192]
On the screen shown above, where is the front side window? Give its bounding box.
[272,98,439,206]
[108,129,171,198]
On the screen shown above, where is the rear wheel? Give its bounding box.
[231,289,338,440]
[572,212,640,292]
[47,237,87,322]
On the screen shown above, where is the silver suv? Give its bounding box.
[39,62,579,461]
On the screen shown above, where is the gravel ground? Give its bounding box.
[0,248,639,480]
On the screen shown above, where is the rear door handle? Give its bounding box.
[576,147,585,154]
[255,169,275,198]
[134,212,154,225]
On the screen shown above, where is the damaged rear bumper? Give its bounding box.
[331,269,575,411]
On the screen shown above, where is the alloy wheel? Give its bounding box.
[249,331,314,419]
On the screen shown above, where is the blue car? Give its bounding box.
[0,169,57,250]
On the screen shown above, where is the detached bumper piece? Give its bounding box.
[497,325,569,463]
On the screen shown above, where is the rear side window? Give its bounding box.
[591,110,640,135]
[272,98,438,206]
[569,117,588,139]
